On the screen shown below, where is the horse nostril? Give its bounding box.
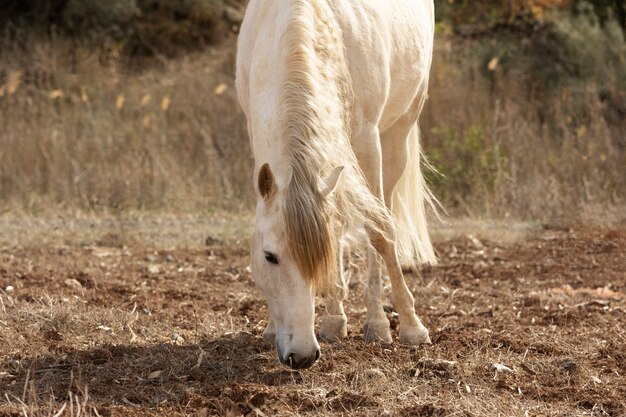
[285,350,320,370]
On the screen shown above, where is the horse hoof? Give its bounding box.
[399,325,431,346]
[320,314,348,341]
[363,320,392,343]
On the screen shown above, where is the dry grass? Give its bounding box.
[0,33,250,214]
[0,12,624,224]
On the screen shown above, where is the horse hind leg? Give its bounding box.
[320,239,348,341]
[369,229,431,346]
[381,90,437,268]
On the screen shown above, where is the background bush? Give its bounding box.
[421,1,625,223]
[1,0,244,59]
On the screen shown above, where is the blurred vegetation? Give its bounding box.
[0,0,624,224]
[425,0,626,223]
[0,0,245,59]
[434,0,625,33]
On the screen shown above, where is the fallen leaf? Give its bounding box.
[7,70,23,94]
[64,279,83,290]
[493,363,514,373]
[214,83,228,95]
[161,95,171,111]
[140,94,151,107]
[48,90,64,100]
[148,370,162,379]
[487,57,499,71]
[116,95,125,109]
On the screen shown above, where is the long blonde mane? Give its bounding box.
[279,0,391,290]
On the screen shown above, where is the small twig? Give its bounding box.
[398,386,420,399]
[193,304,199,344]
[34,364,73,374]
[52,402,67,417]
[77,392,84,417]
[68,371,75,417]
[122,397,141,408]
[194,348,205,369]
[247,402,268,417]
[21,368,30,403]
[11,395,28,417]
[75,390,82,417]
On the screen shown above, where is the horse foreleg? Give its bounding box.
[320,239,348,341]
[363,246,393,343]
[370,231,431,346]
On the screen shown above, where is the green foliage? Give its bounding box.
[550,9,626,87]
[427,124,507,206]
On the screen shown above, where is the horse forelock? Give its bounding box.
[283,174,337,291]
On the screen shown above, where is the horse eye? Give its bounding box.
[264,251,279,265]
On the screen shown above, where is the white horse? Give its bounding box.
[236,0,437,369]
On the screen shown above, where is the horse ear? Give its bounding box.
[258,163,277,200]
[320,166,344,198]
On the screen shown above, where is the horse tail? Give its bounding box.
[391,123,440,267]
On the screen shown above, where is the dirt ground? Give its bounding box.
[0,218,625,416]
